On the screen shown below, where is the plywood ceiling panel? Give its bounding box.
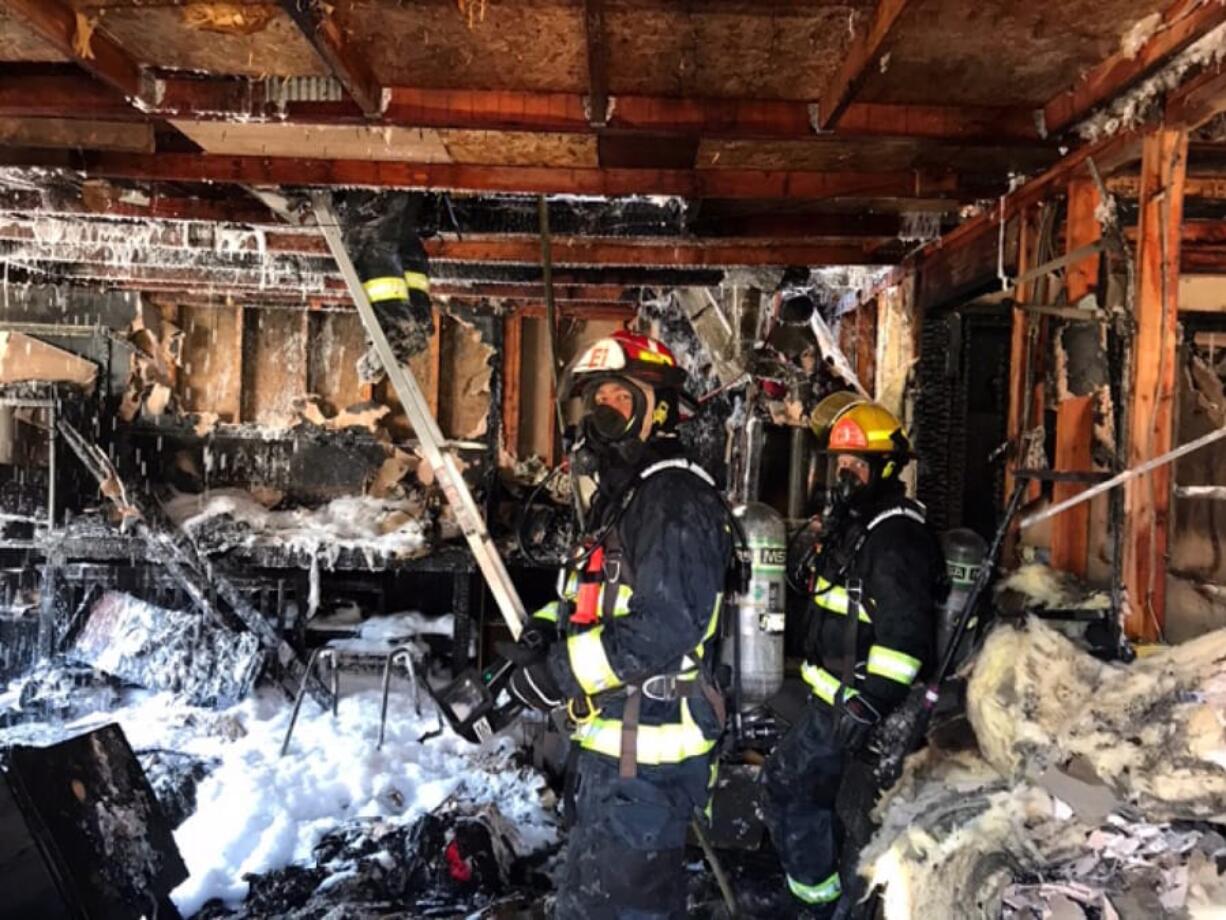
[0,118,155,153]
[603,4,866,101]
[342,0,587,93]
[88,4,327,77]
[0,9,68,62]
[439,130,598,167]
[171,121,455,162]
[858,0,1170,107]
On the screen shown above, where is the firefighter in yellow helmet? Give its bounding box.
[761,397,945,917]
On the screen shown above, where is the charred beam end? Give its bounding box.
[583,0,609,128]
[817,0,914,130]
[278,0,384,119]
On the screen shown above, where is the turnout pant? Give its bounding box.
[762,702,845,909]
[555,749,711,920]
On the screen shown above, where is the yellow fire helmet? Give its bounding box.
[810,395,913,457]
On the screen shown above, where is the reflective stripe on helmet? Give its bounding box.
[787,872,842,905]
[566,627,621,695]
[800,662,858,705]
[866,645,922,685]
[572,697,715,764]
[362,276,409,302]
[812,577,872,623]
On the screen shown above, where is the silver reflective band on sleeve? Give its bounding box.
[800,662,858,705]
[866,645,922,685]
[787,872,841,905]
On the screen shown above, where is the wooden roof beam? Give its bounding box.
[0,71,1042,144]
[0,0,155,102]
[816,0,915,130]
[278,0,384,119]
[0,149,961,201]
[1044,0,1226,136]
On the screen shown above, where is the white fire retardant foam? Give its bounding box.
[0,685,558,917]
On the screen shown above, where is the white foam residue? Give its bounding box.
[169,490,430,563]
[1121,12,1163,60]
[1078,19,1226,140]
[13,686,558,917]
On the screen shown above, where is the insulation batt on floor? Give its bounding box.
[0,673,558,917]
[860,619,1226,919]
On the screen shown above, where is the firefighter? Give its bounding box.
[763,398,944,917]
[501,330,733,920]
[336,190,435,379]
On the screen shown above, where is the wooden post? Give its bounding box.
[1005,208,1040,503]
[1125,127,1188,641]
[1050,177,1102,576]
[502,314,523,457]
[427,309,442,417]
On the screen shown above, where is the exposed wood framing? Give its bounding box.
[0,72,1042,144]
[1124,127,1189,642]
[502,314,523,456]
[0,222,900,270]
[1166,58,1226,130]
[845,129,1144,321]
[0,0,152,100]
[817,0,914,129]
[1050,177,1102,577]
[1004,208,1043,506]
[278,0,384,118]
[583,0,609,128]
[0,150,959,202]
[1044,0,1226,136]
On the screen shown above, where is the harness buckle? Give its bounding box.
[641,674,694,701]
[602,555,622,584]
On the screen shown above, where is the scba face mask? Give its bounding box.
[569,377,649,476]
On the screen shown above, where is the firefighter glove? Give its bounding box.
[507,661,565,713]
[833,694,881,752]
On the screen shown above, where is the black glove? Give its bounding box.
[497,623,563,713]
[833,695,881,752]
[506,660,565,712]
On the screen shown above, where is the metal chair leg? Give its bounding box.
[378,644,421,750]
[280,647,339,756]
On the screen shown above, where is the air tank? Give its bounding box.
[723,502,787,708]
[937,528,989,668]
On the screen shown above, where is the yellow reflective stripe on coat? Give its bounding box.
[800,662,858,705]
[602,583,633,617]
[403,270,430,294]
[566,627,621,695]
[787,872,841,905]
[866,645,921,685]
[572,698,715,764]
[812,577,871,623]
[532,601,559,624]
[362,276,409,302]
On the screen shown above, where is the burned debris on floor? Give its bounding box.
[193,806,550,920]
